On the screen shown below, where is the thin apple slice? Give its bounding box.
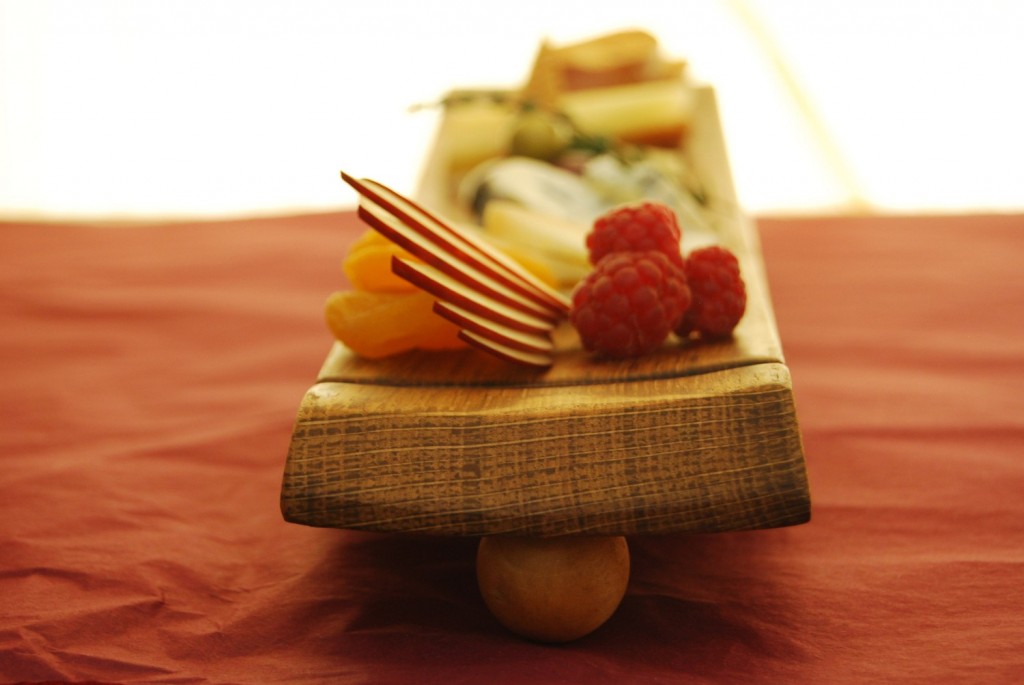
[392,256,555,335]
[458,329,555,369]
[349,172,568,313]
[358,199,560,323]
[341,172,571,315]
[433,300,555,355]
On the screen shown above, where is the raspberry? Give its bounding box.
[570,250,691,359]
[676,246,747,339]
[586,202,684,269]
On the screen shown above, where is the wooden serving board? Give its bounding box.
[281,85,810,536]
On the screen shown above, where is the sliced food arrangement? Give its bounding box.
[325,29,748,370]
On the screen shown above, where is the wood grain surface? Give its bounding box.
[281,85,811,536]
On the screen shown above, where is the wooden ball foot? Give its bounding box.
[476,535,630,643]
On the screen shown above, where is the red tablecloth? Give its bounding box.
[2,211,1022,684]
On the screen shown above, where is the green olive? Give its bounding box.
[510,111,574,161]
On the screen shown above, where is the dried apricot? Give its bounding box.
[343,229,418,293]
[324,289,466,359]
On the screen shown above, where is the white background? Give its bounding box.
[1,0,1022,220]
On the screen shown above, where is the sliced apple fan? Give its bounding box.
[341,172,570,368]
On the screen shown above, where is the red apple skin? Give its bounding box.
[433,300,554,355]
[340,170,568,368]
[341,171,570,315]
[458,330,555,369]
[358,203,560,323]
[392,256,555,336]
[357,174,570,313]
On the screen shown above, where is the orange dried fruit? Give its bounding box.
[343,229,418,293]
[324,288,467,359]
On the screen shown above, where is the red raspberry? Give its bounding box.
[676,246,747,339]
[571,250,691,359]
[586,202,684,268]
